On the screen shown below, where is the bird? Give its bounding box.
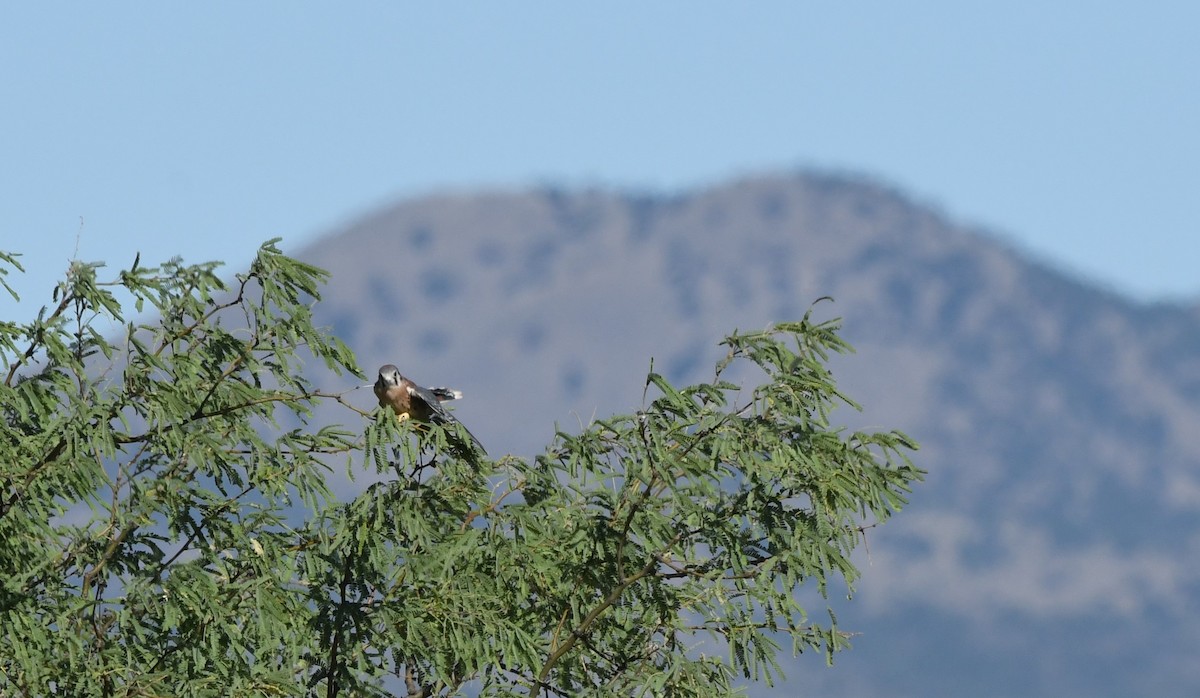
[373,364,485,456]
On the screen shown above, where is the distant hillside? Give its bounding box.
[297,171,1200,697]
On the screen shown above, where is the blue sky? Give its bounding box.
[2,3,1197,321]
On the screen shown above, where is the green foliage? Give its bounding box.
[0,244,922,697]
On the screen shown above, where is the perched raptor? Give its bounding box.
[373,364,485,456]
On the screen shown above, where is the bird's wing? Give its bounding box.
[426,386,464,402]
[409,383,486,454]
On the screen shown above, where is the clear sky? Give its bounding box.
[2,3,1197,321]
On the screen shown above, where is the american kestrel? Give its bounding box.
[373,364,485,455]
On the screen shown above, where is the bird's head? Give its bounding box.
[375,364,404,391]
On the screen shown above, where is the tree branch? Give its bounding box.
[535,530,686,697]
[326,548,356,698]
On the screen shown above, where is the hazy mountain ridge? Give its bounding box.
[297,171,1200,696]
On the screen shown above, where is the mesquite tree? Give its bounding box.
[0,242,921,697]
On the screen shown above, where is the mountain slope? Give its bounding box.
[298,171,1200,696]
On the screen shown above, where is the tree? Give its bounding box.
[0,241,922,697]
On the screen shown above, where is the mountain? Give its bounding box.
[296,171,1200,697]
